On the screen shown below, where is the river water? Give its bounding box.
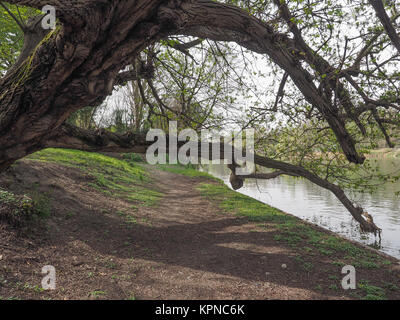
[200,155,400,259]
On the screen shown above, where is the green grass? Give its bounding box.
[22,283,45,293]
[358,280,386,300]
[197,182,289,222]
[328,284,338,291]
[122,153,144,163]
[197,181,390,269]
[302,261,313,272]
[0,187,51,225]
[89,290,107,299]
[158,163,217,179]
[383,282,400,292]
[27,148,163,206]
[353,260,380,269]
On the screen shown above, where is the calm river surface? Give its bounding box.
[200,156,400,259]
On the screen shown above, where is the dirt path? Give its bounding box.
[136,166,334,299]
[0,160,399,300]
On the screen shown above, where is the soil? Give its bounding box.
[0,159,399,300]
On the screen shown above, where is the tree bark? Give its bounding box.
[369,0,400,54]
[0,0,366,171]
[0,0,170,170]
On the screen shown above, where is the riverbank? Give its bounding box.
[0,149,399,300]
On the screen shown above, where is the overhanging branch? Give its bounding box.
[164,0,365,164]
[114,64,155,86]
[45,124,382,236]
[369,0,400,54]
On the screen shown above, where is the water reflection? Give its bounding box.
[200,158,400,259]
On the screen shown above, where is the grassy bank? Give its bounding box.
[27,149,163,207]
[158,162,400,300]
[196,182,399,299]
[0,149,399,300]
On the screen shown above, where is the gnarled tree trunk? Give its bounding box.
[0,0,366,171]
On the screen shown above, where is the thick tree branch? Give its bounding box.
[44,123,153,153]
[172,38,203,51]
[168,38,204,60]
[114,64,155,87]
[164,0,365,164]
[369,0,400,53]
[0,0,367,166]
[45,124,381,236]
[274,0,367,136]
[273,72,288,111]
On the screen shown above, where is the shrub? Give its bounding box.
[0,188,50,226]
[122,153,143,164]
